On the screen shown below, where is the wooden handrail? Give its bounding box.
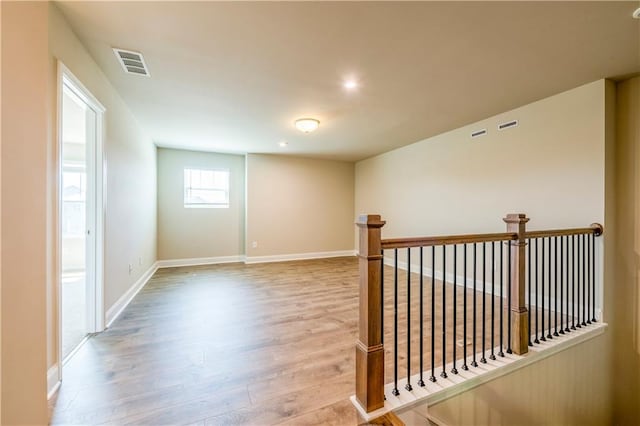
[380,223,604,250]
[354,213,604,414]
[381,232,517,249]
[525,223,603,239]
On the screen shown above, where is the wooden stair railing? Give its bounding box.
[355,213,604,414]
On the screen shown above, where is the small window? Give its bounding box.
[184,168,229,208]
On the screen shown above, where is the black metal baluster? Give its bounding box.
[430,246,436,382]
[499,241,505,357]
[481,242,487,363]
[381,249,384,345]
[576,235,584,328]
[576,234,582,329]
[534,238,540,344]
[380,251,386,401]
[418,247,424,387]
[571,235,580,330]
[554,237,559,337]
[528,239,532,345]
[491,241,497,358]
[587,234,592,325]
[472,243,478,367]
[564,236,570,333]
[507,239,512,354]
[462,244,469,370]
[547,237,552,340]
[583,234,591,325]
[452,245,458,374]
[582,234,586,327]
[572,235,577,330]
[592,233,596,322]
[578,233,583,327]
[441,246,448,378]
[392,248,399,396]
[406,248,413,391]
[577,234,581,327]
[559,236,565,335]
[540,237,547,342]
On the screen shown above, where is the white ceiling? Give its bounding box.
[56,1,640,162]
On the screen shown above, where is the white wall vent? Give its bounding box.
[498,119,518,131]
[471,129,487,139]
[113,48,150,77]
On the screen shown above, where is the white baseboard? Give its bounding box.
[105,261,158,328]
[157,255,245,268]
[244,250,356,264]
[47,364,61,399]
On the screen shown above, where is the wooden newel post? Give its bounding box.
[355,214,386,412]
[504,213,529,355]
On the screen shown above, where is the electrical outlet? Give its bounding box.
[128,264,133,275]
[252,241,258,249]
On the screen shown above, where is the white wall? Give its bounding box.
[48,4,157,371]
[245,154,355,260]
[157,148,245,261]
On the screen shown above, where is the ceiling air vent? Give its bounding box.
[471,128,487,139]
[113,48,150,77]
[498,119,518,131]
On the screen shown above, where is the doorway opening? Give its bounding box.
[58,63,105,366]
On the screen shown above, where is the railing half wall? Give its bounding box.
[354,213,603,413]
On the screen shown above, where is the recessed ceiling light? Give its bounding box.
[343,79,358,90]
[278,141,288,147]
[295,118,320,133]
[633,7,640,19]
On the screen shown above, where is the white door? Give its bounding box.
[59,68,104,364]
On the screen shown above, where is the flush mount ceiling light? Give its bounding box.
[343,79,359,90]
[295,118,320,133]
[634,7,640,19]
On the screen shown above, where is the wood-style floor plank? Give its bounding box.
[50,257,564,425]
[50,258,362,425]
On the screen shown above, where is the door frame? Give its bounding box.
[56,61,106,374]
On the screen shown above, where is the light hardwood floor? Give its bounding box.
[50,257,561,425]
[51,258,364,425]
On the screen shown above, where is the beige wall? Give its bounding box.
[48,4,157,369]
[245,154,355,259]
[0,0,3,420]
[422,334,611,425]
[356,79,616,423]
[1,2,50,424]
[356,80,607,239]
[157,148,245,260]
[612,76,640,424]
